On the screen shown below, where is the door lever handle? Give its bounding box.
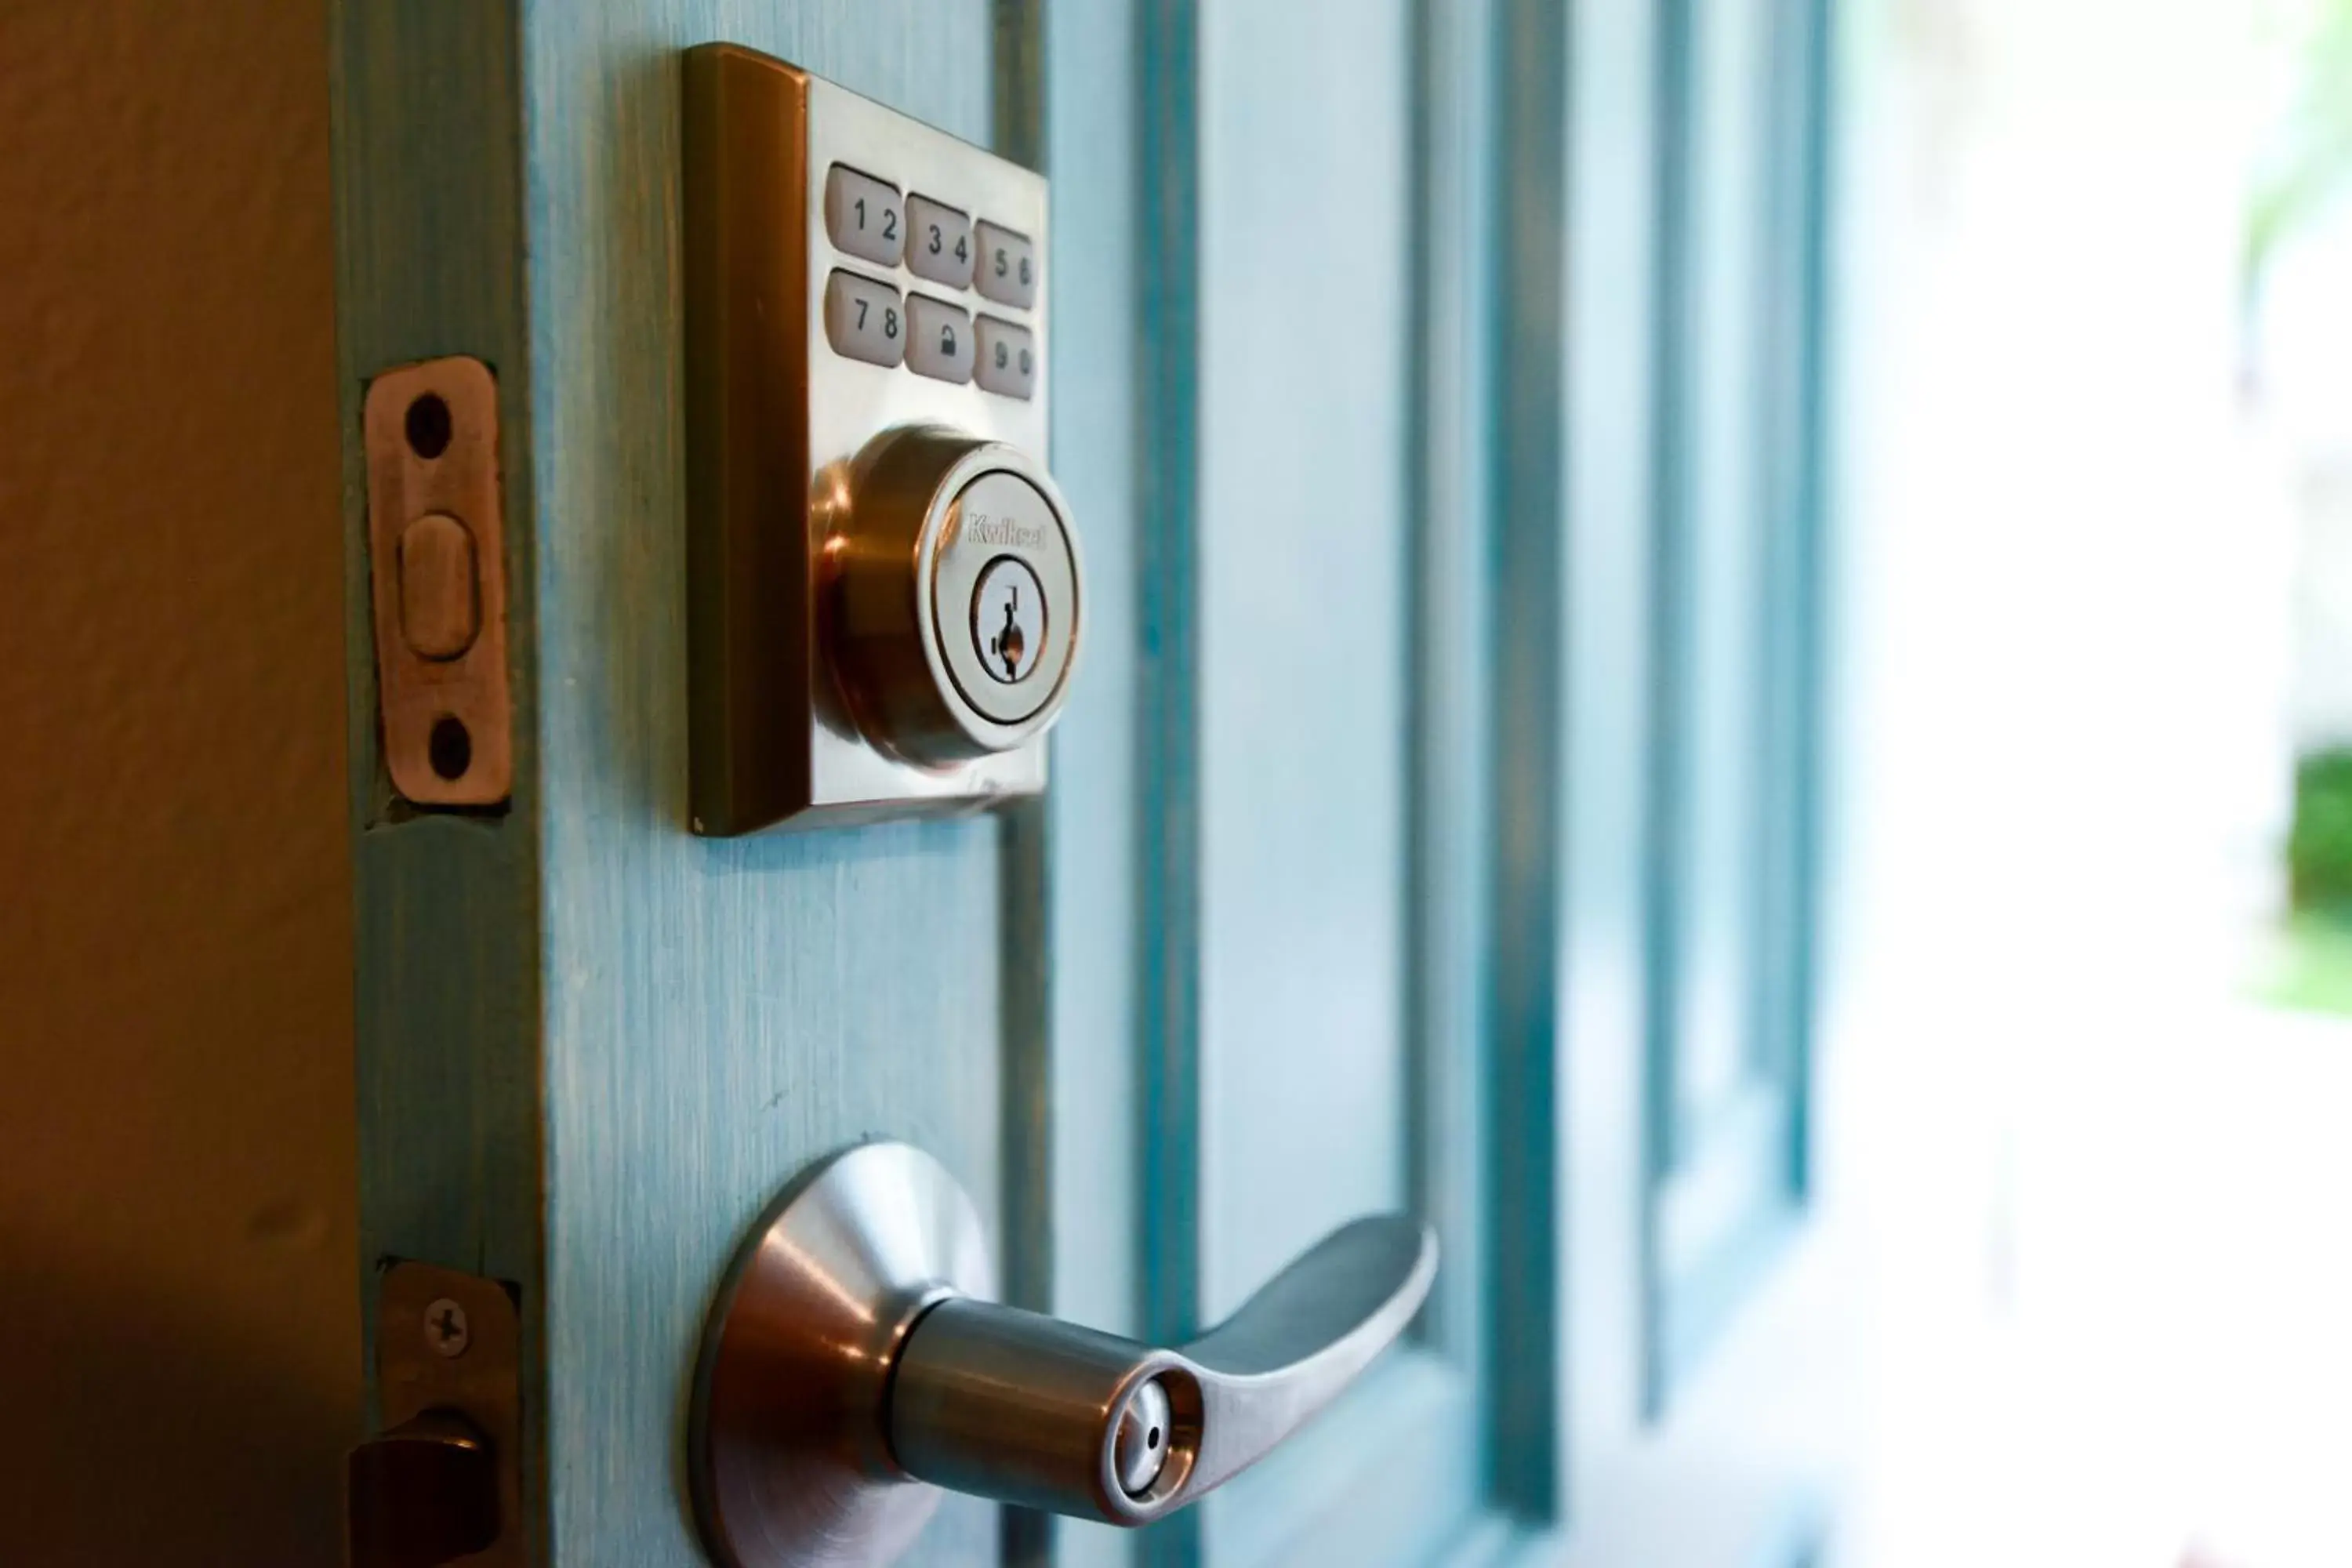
[690,1142,1438,1567]
[891,1210,1436,1523]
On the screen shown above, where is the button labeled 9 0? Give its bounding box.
[975,317,1036,401]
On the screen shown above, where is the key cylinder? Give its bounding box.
[972,557,1045,684]
[826,429,1080,767]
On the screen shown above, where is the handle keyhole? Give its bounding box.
[1111,1378,1173,1497]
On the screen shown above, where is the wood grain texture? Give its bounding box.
[518,5,1002,1563]
[335,3,1018,1563]
[1187,0,1505,1559]
[333,1,1563,1563]
[991,11,1055,1566]
[1490,0,1570,1523]
[329,5,551,1562]
[1133,8,1203,1566]
[1040,5,1147,1564]
[1195,0,1412,1330]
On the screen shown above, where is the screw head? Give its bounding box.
[425,1298,471,1358]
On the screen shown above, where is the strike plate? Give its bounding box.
[363,357,514,808]
[349,1262,526,1568]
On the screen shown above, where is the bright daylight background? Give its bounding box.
[1729,0,2352,1563]
[1814,0,2352,1560]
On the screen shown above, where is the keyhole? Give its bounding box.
[971,556,1044,685]
[993,587,1026,679]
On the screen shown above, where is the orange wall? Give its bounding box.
[0,2,358,1559]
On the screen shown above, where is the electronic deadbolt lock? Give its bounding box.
[684,45,1078,834]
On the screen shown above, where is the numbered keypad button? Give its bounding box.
[905,294,975,383]
[975,316,1037,400]
[906,194,974,288]
[824,270,906,367]
[974,220,1038,308]
[825,165,903,266]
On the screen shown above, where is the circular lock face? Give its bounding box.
[826,427,1083,767]
[930,470,1077,728]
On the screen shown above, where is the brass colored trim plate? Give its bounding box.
[353,1261,526,1568]
[364,357,514,808]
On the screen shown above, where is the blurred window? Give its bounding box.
[1642,0,1834,1410]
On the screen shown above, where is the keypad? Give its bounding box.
[822,163,1036,397]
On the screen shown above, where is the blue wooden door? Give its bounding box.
[333,2,1534,1565]
[335,6,1020,1564]
[1039,2,1521,1565]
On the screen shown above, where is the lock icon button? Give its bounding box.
[827,426,1081,764]
[905,295,977,385]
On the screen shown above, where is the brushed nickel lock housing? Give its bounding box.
[684,45,1077,835]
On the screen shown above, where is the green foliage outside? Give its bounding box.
[2255,913,2352,1016]
[2256,751,2352,1017]
[2246,8,2352,1018]
[2288,749,2352,912]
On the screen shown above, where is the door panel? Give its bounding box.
[1068,2,1517,1564]
[1555,0,1834,1552]
[1674,0,1770,1132]
[1196,0,1412,1325]
[1642,0,1829,1406]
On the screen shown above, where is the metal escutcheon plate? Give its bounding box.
[689,1142,994,1568]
